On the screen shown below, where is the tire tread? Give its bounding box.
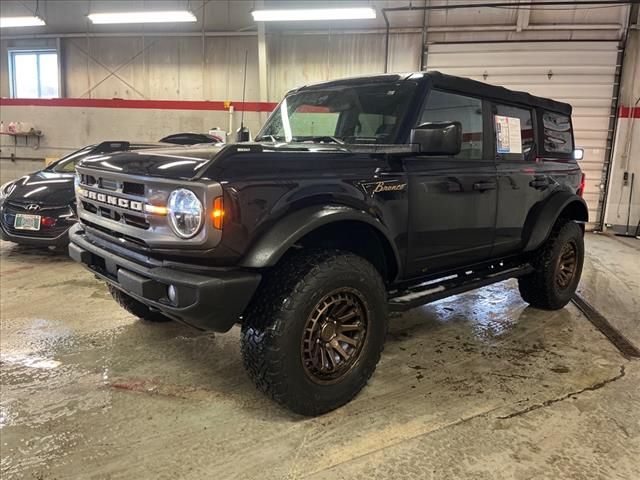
[518,220,583,310]
[241,249,386,415]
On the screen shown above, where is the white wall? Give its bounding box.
[267,32,421,101]
[604,29,640,232]
[0,30,419,168]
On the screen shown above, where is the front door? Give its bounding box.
[405,89,497,278]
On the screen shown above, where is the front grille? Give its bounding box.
[5,200,70,214]
[78,174,149,230]
[99,178,118,191]
[82,219,149,248]
[74,165,223,250]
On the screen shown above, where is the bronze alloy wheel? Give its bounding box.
[556,241,578,290]
[301,288,368,384]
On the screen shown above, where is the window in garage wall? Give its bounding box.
[8,49,59,98]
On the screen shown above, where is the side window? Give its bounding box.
[494,104,534,161]
[542,111,573,154]
[9,49,60,98]
[418,90,483,160]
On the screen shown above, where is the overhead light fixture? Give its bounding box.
[252,7,376,22]
[0,16,46,28]
[88,10,197,24]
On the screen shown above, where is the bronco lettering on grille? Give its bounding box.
[80,189,143,212]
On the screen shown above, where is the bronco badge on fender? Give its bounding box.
[360,180,407,196]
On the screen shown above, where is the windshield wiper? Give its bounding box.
[293,136,345,145]
[255,134,284,143]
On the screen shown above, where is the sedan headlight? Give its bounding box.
[0,181,15,201]
[167,189,203,239]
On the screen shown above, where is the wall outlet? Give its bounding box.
[623,171,629,186]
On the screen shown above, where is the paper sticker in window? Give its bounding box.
[495,115,522,154]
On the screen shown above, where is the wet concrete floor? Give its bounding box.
[0,233,638,479]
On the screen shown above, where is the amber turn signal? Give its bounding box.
[212,196,224,229]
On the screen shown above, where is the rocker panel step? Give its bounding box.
[388,264,534,312]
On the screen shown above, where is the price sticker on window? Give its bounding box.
[495,115,522,154]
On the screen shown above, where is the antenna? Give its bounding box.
[236,50,250,142]
[240,49,248,131]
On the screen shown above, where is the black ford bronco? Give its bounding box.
[69,72,587,415]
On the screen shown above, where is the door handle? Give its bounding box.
[529,178,549,190]
[473,181,497,191]
[445,180,462,192]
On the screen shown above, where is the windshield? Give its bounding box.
[48,145,96,173]
[256,81,417,144]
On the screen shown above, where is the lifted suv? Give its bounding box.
[69,72,587,415]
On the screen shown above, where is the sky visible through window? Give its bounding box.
[11,50,59,98]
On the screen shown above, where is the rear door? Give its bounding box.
[405,89,497,277]
[491,103,549,257]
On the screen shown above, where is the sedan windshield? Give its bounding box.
[256,81,417,145]
[48,145,96,173]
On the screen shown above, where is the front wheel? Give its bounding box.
[241,249,388,416]
[518,220,584,310]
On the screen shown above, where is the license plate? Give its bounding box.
[14,214,41,231]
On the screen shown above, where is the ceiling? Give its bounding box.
[0,0,634,36]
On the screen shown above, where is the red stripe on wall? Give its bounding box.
[3,99,637,119]
[618,106,640,118]
[0,97,278,112]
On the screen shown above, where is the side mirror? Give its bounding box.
[410,121,462,156]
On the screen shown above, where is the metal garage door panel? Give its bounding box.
[428,51,615,68]
[431,66,615,77]
[426,41,619,229]
[573,106,614,117]
[572,116,610,132]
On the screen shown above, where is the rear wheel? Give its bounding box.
[518,220,584,310]
[241,249,387,416]
[108,285,171,323]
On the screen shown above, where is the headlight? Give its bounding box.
[0,181,15,201]
[167,189,203,239]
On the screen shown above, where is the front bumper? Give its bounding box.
[1,203,74,248]
[68,224,262,332]
[0,221,71,248]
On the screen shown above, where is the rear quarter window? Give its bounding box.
[543,111,573,154]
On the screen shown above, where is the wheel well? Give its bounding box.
[558,200,588,232]
[294,220,398,282]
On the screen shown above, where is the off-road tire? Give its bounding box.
[518,220,584,310]
[241,249,388,416]
[108,285,171,323]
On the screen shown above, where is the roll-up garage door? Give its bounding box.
[426,41,620,229]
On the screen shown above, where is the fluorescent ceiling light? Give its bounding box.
[88,11,197,24]
[0,16,46,28]
[252,7,376,22]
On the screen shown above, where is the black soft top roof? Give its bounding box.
[425,71,571,116]
[296,71,571,117]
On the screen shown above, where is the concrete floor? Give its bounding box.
[0,233,638,479]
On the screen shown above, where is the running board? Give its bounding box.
[388,264,534,312]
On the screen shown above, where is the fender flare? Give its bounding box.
[523,191,588,252]
[239,204,402,273]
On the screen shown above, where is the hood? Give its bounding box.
[4,170,75,207]
[76,145,225,180]
[75,142,357,180]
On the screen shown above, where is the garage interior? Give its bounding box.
[1,1,639,478]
